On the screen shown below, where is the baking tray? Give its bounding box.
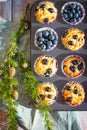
[30,0,87,110]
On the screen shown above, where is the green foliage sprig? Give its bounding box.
[0,3,54,130]
[19,53,53,130]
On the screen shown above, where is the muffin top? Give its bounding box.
[37,82,57,105]
[62,55,85,78]
[34,55,58,77]
[62,81,85,106]
[61,28,85,51]
[35,1,57,24]
[61,2,85,25]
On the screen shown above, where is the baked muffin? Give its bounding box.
[37,82,57,105]
[62,55,85,78]
[35,27,58,51]
[35,1,57,24]
[34,55,58,77]
[62,81,85,106]
[61,2,85,25]
[61,28,85,51]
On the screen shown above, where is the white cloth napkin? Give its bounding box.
[16,104,83,130]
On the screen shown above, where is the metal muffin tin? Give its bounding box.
[30,0,87,110]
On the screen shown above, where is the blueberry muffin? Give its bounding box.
[62,81,85,106]
[62,55,85,78]
[35,1,57,24]
[34,55,58,77]
[37,82,57,105]
[61,28,85,51]
[35,27,58,51]
[61,2,85,25]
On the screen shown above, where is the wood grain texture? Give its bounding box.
[0,0,12,21]
[0,0,38,22]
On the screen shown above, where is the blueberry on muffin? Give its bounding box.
[61,28,85,51]
[62,81,85,106]
[35,1,57,24]
[34,55,58,77]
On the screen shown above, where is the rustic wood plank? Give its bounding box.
[0,0,12,21]
[12,0,38,22]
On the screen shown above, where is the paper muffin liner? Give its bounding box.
[35,27,58,51]
[61,28,85,51]
[61,1,85,25]
[62,81,85,106]
[61,55,85,78]
[34,55,58,78]
[36,82,58,105]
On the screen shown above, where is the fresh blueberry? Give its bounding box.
[65,5,71,11]
[69,66,76,72]
[74,89,78,94]
[73,35,78,39]
[71,3,77,9]
[69,12,73,18]
[48,8,54,13]
[47,41,53,47]
[44,39,48,44]
[65,17,70,22]
[40,44,46,50]
[70,18,77,24]
[39,94,45,100]
[48,35,55,41]
[63,31,68,37]
[42,59,48,65]
[37,31,43,37]
[44,72,50,77]
[37,37,44,42]
[72,9,76,14]
[76,17,81,22]
[63,9,68,13]
[71,60,78,65]
[46,68,52,74]
[78,11,83,18]
[75,6,80,11]
[74,13,79,18]
[63,13,69,19]
[36,41,43,46]
[44,18,49,23]
[45,87,51,92]
[53,39,57,45]
[43,30,49,37]
[40,4,46,9]
[48,94,52,99]
[68,41,73,45]
[66,97,72,102]
[78,63,83,70]
[66,86,71,91]
[49,30,54,35]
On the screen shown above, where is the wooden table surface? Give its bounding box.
[0,0,87,130]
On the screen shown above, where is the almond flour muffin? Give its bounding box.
[35,1,57,24]
[37,82,57,105]
[62,81,85,106]
[62,55,85,78]
[34,55,58,77]
[61,28,85,51]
